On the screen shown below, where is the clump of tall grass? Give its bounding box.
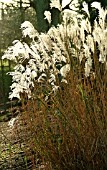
[2,0,107,169]
[16,63,107,169]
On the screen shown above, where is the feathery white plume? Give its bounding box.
[44,11,51,24]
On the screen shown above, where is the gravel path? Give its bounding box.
[0,117,32,170]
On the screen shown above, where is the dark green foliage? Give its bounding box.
[0,66,12,104]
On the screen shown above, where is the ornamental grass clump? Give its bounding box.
[2,0,107,169]
[16,65,107,169]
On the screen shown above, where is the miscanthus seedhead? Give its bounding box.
[2,20,70,100]
[62,0,107,76]
[2,1,107,100]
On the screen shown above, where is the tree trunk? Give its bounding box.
[32,0,50,32]
[30,0,61,33]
